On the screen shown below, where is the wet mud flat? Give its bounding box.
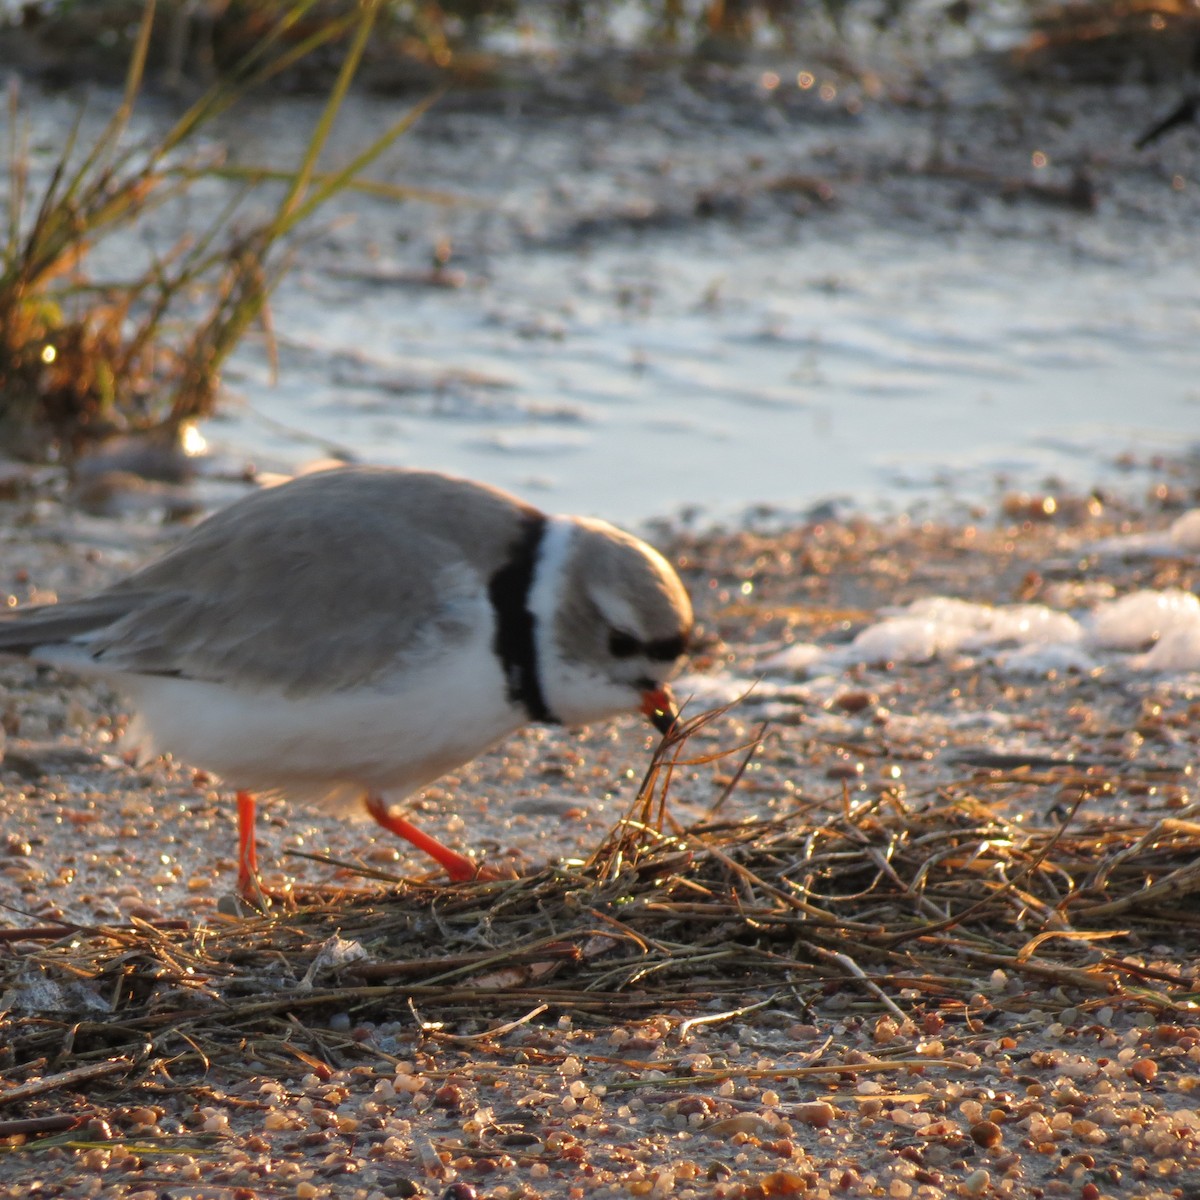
[2,468,1200,1198]
[10,41,1200,522]
[228,52,1200,521]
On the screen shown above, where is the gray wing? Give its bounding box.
[0,470,508,695]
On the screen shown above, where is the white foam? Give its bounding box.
[757,642,826,673]
[995,643,1099,676]
[1088,588,1200,651]
[1129,625,1200,673]
[674,670,769,708]
[962,604,1084,650]
[1170,509,1200,552]
[744,586,1200,689]
[1089,509,1200,558]
[830,598,1084,667]
[839,613,955,664]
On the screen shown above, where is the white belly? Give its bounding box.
[115,633,523,813]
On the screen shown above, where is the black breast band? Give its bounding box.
[488,513,556,723]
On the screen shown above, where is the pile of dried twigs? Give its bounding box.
[3,712,1199,1092]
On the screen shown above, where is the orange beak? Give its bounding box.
[641,684,679,735]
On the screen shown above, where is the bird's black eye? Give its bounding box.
[608,629,641,658]
[645,633,688,662]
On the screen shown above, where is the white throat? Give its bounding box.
[526,516,577,721]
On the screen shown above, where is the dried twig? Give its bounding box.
[0,1060,133,1107]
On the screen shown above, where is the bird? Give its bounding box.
[1135,37,1200,149]
[1135,93,1199,149]
[0,466,693,902]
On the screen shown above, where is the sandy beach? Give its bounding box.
[2,463,1199,1199]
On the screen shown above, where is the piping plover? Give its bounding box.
[0,467,693,899]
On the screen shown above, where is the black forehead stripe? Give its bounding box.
[488,512,556,724]
[644,633,688,662]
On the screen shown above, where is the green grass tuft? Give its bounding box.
[0,0,437,464]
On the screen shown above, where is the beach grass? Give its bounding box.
[0,0,436,464]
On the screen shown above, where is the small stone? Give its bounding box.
[960,1168,990,1196]
[1127,1058,1158,1084]
[704,1113,773,1136]
[970,1120,1003,1148]
[794,1101,836,1128]
[84,1118,114,1141]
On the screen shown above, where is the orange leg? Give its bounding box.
[236,790,264,904]
[365,795,497,882]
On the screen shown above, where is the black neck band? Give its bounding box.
[488,513,556,724]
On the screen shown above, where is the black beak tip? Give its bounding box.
[650,702,680,735]
[642,686,680,736]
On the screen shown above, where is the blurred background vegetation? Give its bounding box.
[0,0,1196,470]
[3,1,1198,89]
[1,0,431,466]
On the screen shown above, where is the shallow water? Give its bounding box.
[227,224,1200,524]
[16,61,1200,523]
